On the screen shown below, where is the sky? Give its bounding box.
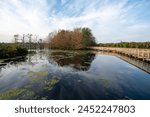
[0,0,150,43]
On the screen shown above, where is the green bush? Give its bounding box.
[0,44,28,59]
[98,42,150,49]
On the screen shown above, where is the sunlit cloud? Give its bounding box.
[0,0,150,42]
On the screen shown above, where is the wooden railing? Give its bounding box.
[89,47,150,62]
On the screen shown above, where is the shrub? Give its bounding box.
[47,27,96,49]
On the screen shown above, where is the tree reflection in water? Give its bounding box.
[48,50,95,71]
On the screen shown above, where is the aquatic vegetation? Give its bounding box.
[44,78,60,91]
[0,89,26,100]
[24,84,33,89]
[51,75,61,80]
[30,77,44,83]
[0,86,35,99]
[28,71,48,77]
[46,79,59,86]
[20,90,35,99]
[28,71,49,85]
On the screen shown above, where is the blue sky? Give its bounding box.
[0,0,150,43]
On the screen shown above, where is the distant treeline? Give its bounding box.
[0,43,28,59]
[97,42,150,49]
[47,27,96,49]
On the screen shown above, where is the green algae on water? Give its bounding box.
[28,71,48,77]
[44,78,60,91]
[31,77,44,83]
[0,89,26,100]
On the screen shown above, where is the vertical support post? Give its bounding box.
[28,34,32,51]
[22,34,25,47]
[39,39,42,50]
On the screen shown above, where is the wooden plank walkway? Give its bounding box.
[90,47,150,63]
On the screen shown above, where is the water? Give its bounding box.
[0,50,150,100]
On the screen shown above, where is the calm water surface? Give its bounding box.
[0,50,150,100]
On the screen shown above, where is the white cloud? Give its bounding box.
[0,0,150,43]
[0,0,51,42]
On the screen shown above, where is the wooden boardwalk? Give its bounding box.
[90,47,150,63]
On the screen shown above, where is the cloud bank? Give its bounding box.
[0,0,150,43]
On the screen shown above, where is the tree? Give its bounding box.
[47,27,96,49]
[82,28,96,47]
